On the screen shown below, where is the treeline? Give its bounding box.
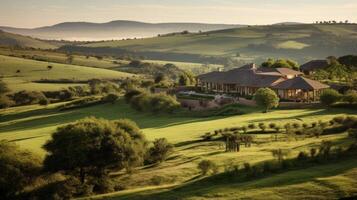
[0,117,174,199]
[0,79,121,109]
[59,45,229,64]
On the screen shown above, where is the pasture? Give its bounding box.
[1,99,356,199]
[0,55,134,91]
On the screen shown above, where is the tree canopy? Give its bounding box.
[261,58,299,70]
[43,117,148,183]
[0,141,41,199]
[254,88,280,112]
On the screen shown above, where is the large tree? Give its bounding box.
[254,88,280,112]
[0,141,41,200]
[43,117,147,184]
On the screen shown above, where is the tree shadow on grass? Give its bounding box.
[112,158,357,200]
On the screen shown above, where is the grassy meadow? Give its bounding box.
[0,99,356,199]
[0,54,134,91]
[81,24,357,62]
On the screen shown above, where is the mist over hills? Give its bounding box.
[0,20,245,41]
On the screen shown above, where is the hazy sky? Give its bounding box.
[1,0,356,28]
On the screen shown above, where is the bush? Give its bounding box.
[151,176,166,186]
[348,128,357,140]
[248,124,256,129]
[129,92,180,113]
[12,91,47,106]
[147,138,174,164]
[344,90,357,104]
[103,93,119,104]
[198,160,218,175]
[320,89,341,107]
[258,122,267,132]
[332,116,345,124]
[39,98,50,106]
[269,123,276,129]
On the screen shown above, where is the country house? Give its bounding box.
[197,63,329,102]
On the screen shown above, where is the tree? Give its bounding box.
[197,160,218,175]
[43,117,147,184]
[320,89,341,108]
[47,65,53,70]
[271,149,290,163]
[254,88,280,112]
[0,141,41,199]
[0,79,9,95]
[147,138,174,164]
[154,73,166,84]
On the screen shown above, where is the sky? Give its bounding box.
[0,0,356,28]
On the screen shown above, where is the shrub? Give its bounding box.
[310,148,317,157]
[129,92,180,113]
[302,123,309,129]
[274,126,282,133]
[258,123,267,132]
[297,151,309,161]
[12,91,47,106]
[147,138,174,164]
[284,123,292,133]
[39,98,50,106]
[103,93,119,104]
[241,126,248,134]
[91,176,115,194]
[151,176,166,186]
[271,149,290,163]
[320,89,341,107]
[248,124,256,129]
[344,90,357,104]
[243,162,251,173]
[269,123,276,129]
[332,116,345,124]
[202,132,213,141]
[292,123,300,129]
[0,79,9,95]
[198,160,218,175]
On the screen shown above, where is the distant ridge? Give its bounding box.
[0,20,246,41]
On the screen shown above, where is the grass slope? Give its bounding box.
[1,100,356,199]
[0,55,134,91]
[0,30,57,49]
[82,24,357,62]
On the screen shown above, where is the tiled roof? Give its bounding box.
[272,76,330,90]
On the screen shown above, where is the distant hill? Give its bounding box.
[0,20,245,41]
[0,30,57,49]
[72,24,357,63]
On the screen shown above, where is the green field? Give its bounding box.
[81,24,357,62]
[0,55,134,91]
[1,98,356,199]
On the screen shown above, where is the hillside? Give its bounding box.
[76,24,357,63]
[0,30,57,49]
[0,55,134,92]
[0,20,245,41]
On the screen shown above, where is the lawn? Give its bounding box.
[0,55,134,92]
[1,99,356,199]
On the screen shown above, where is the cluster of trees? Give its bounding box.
[313,56,356,84]
[125,89,180,113]
[221,141,357,179]
[320,89,357,107]
[0,78,122,109]
[314,20,350,24]
[0,117,174,199]
[261,58,299,70]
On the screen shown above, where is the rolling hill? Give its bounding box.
[0,20,245,41]
[73,24,357,63]
[0,30,57,49]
